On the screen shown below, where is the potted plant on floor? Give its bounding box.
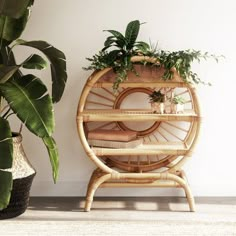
[0,0,67,218]
[148,90,165,114]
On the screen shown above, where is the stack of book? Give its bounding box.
[88,129,142,148]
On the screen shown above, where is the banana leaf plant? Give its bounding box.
[0,0,67,210]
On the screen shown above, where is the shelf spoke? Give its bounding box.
[156,129,169,141]
[175,89,189,96]
[89,121,117,131]
[86,100,113,108]
[90,91,115,103]
[163,121,189,132]
[160,126,184,141]
[102,88,117,98]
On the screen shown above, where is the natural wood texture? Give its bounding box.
[79,109,199,122]
[76,56,201,212]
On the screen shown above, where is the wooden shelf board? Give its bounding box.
[79,109,199,122]
[93,82,188,88]
[92,143,187,156]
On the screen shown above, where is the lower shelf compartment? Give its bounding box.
[91,142,188,156]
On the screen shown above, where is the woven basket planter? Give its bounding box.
[0,133,36,220]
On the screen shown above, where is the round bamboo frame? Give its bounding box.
[76,56,201,212]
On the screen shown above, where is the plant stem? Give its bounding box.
[2,107,11,119]
[0,103,9,113]
[5,112,14,119]
[19,123,23,134]
[0,16,7,50]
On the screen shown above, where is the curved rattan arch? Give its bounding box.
[113,87,161,137]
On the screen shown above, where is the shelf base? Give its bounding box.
[84,168,195,212]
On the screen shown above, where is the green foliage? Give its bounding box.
[14,40,67,103]
[0,170,12,210]
[0,65,19,83]
[172,95,185,105]
[0,117,13,210]
[149,90,165,103]
[85,20,220,91]
[0,117,13,169]
[84,20,150,91]
[156,50,218,85]
[0,75,55,137]
[22,54,47,70]
[43,136,59,182]
[0,9,30,46]
[0,1,67,210]
[0,0,33,18]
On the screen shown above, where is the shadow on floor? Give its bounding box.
[27,196,236,213]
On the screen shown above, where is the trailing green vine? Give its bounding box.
[84,20,220,92]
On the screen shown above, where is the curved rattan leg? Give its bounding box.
[85,169,101,212]
[180,171,195,212]
[181,182,195,212]
[160,172,195,212]
[85,171,111,212]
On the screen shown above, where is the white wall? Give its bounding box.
[15,0,236,196]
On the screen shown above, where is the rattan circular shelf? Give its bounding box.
[77,56,201,212]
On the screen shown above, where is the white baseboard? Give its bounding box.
[30,181,236,197]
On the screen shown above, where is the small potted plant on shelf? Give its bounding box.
[171,95,185,114]
[148,90,165,114]
[0,0,67,218]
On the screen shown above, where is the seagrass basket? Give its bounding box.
[0,133,36,220]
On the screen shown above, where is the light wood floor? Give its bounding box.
[25,196,236,220]
[2,197,236,236]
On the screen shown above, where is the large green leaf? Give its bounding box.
[0,10,30,45]
[0,0,33,18]
[14,40,67,103]
[0,65,19,83]
[0,74,54,137]
[104,30,125,40]
[0,117,13,169]
[106,50,121,63]
[0,170,12,210]
[104,36,115,47]
[22,54,47,70]
[0,45,8,64]
[125,20,140,50]
[0,117,13,211]
[104,30,126,49]
[43,136,59,182]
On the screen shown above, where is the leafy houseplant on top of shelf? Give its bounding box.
[0,0,67,217]
[84,20,219,92]
[171,95,185,114]
[148,90,165,114]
